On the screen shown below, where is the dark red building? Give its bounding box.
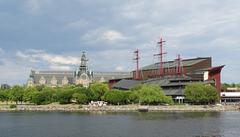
[112,57,224,102]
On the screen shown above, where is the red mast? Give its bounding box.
[154,36,167,78]
[176,54,181,77]
[133,49,140,80]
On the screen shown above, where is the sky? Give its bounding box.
[0,0,240,85]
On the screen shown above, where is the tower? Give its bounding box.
[79,51,88,75]
[75,52,92,87]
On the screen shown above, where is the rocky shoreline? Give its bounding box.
[0,104,240,112]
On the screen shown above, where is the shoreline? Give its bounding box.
[1,104,240,112]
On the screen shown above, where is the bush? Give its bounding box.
[10,104,17,109]
[184,83,218,105]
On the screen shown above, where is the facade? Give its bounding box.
[132,57,212,80]
[221,88,240,103]
[27,52,131,87]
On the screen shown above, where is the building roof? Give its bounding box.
[112,76,215,96]
[32,74,75,85]
[141,57,211,71]
[93,72,132,82]
[30,70,132,85]
[112,79,142,90]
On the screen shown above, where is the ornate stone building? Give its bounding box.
[27,52,131,87]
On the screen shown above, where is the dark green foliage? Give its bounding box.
[31,92,46,105]
[57,90,74,104]
[31,87,56,105]
[184,83,219,104]
[9,104,17,108]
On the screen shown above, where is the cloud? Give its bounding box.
[16,50,80,65]
[0,0,240,84]
[82,29,125,43]
[0,59,30,85]
[101,30,124,42]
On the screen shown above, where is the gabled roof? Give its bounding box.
[141,57,211,71]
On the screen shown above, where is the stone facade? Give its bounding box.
[27,52,131,87]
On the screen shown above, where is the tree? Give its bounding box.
[0,89,5,102]
[184,83,218,104]
[72,93,88,104]
[133,84,173,105]
[57,89,74,104]
[9,85,24,104]
[31,92,46,105]
[23,86,37,103]
[128,92,139,104]
[103,89,129,105]
[90,82,109,101]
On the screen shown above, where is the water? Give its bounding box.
[0,111,239,137]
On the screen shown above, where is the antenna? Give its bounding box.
[154,36,167,78]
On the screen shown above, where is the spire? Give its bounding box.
[80,51,88,68]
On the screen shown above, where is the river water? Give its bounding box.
[0,111,239,137]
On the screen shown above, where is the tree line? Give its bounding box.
[0,82,218,105]
[0,83,173,105]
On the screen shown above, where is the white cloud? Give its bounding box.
[16,50,80,66]
[82,29,125,43]
[101,30,124,42]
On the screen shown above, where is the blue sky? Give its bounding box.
[0,0,239,85]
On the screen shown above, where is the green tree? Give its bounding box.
[57,89,74,104]
[133,84,173,105]
[90,82,109,101]
[0,89,5,102]
[31,92,46,105]
[72,93,88,104]
[23,86,37,103]
[103,89,130,105]
[9,85,24,104]
[184,83,218,104]
[128,92,139,104]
